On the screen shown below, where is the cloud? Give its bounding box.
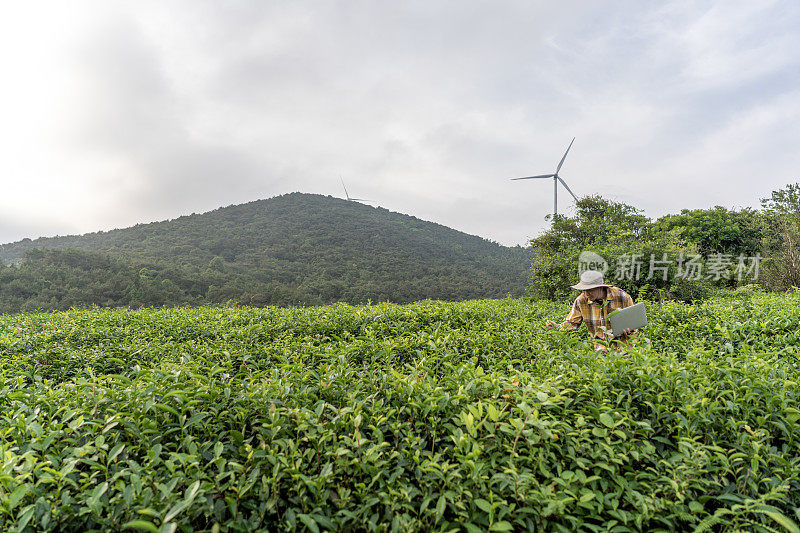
[67,12,273,223]
[0,0,798,246]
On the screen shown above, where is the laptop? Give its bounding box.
[608,302,647,337]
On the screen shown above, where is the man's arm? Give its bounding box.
[622,291,634,308]
[547,298,582,331]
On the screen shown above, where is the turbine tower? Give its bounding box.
[511,138,578,218]
[340,177,371,203]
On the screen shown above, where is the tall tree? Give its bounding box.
[655,206,763,258]
[760,183,800,290]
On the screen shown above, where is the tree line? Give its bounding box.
[528,182,800,301]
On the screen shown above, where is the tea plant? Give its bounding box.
[0,294,798,531]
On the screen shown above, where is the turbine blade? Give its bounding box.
[557,176,578,201]
[555,137,575,174]
[510,174,556,180]
[340,176,350,200]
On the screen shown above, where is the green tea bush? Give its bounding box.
[0,294,798,531]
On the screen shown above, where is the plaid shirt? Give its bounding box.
[560,286,634,340]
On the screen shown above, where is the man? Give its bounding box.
[545,270,636,349]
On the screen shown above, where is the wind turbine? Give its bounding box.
[511,137,578,218]
[340,177,371,203]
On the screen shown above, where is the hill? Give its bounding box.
[0,193,531,312]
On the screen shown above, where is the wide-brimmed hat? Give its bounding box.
[571,270,611,290]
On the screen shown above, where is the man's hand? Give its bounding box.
[546,320,559,329]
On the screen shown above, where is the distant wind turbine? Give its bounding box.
[340,177,372,203]
[511,137,578,218]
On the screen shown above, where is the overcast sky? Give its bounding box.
[1,1,798,246]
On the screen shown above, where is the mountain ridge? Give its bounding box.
[0,193,532,312]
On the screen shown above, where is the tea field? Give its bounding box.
[1,290,799,532]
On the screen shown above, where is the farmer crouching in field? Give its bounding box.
[545,270,637,351]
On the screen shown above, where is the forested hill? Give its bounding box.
[0,193,531,313]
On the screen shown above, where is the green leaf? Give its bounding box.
[8,483,30,510]
[87,481,108,509]
[184,480,201,502]
[689,501,704,513]
[475,498,493,513]
[163,481,202,524]
[755,506,800,533]
[108,443,125,463]
[122,520,160,533]
[16,505,35,532]
[464,523,484,533]
[490,521,513,531]
[297,513,320,533]
[153,403,179,417]
[285,508,297,529]
[716,493,743,504]
[435,494,447,523]
[599,413,614,427]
